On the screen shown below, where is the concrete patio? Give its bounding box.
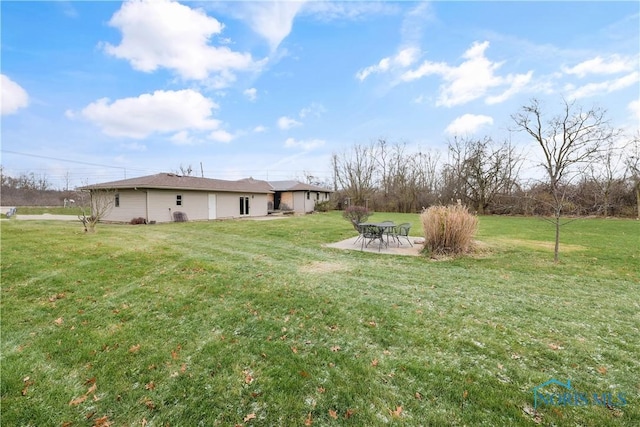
[324,235,425,256]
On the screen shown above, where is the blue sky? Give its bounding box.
[1,0,639,188]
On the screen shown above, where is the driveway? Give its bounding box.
[10,214,78,221]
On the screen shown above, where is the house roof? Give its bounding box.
[79,173,274,194]
[268,180,333,192]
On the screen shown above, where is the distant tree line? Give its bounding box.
[330,99,640,219]
[0,167,82,206]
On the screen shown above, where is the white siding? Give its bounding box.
[99,188,271,223]
[216,193,268,218]
[101,190,147,223]
[147,190,208,223]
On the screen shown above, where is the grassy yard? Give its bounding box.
[1,212,638,426]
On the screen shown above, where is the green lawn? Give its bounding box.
[1,213,638,426]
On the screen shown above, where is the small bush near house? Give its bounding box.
[130,217,147,225]
[314,200,333,212]
[342,205,371,230]
[421,203,478,255]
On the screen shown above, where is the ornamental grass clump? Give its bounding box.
[421,203,478,255]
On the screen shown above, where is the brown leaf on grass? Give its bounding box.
[243,413,256,422]
[328,409,338,419]
[243,370,254,384]
[390,406,402,418]
[84,377,96,385]
[317,387,326,393]
[141,418,148,427]
[548,343,563,350]
[463,390,468,399]
[522,405,542,424]
[54,317,64,325]
[415,392,422,400]
[69,394,87,406]
[368,321,377,327]
[291,346,298,354]
[86,411,96,420]
[344,409,354,419]
[21,377,34,396]
[129,344,141,353]
[171,350,179,360]
[597,366,608,374]
[180,363,187,373]
[93,415,112,426]
[87,383,97,395]
[145,382,155,391]
[142,397,155,410]
[299,370,310,378]
[304,412,313,426]
[371,359,379,367]
[62,422,73,427]
[331,345,341,352]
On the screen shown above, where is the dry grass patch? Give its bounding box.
[299,261,349,274]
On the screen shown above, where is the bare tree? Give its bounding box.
[512,98,619,261]
[175,164,194,176]
[585,139,627,216]
[445,136,522,214]
[331,143,378,207]
[625,133,640,219]
[78,189,116,232]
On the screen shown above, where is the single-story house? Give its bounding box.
[79,173,274,223]
[267,180,333,214]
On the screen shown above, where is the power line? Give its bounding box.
[1,149,149,172]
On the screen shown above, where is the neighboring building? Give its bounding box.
[267,180,333,214]
[79,173,273,223]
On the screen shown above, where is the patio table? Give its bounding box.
[358,222,397,248]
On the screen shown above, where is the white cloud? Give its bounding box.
[284,137,325,151]
[445,114,494,136]
[568,71,640,99]
[1,74,29,115]
[629,100,640,122]
[401,41,532,107]
[243,88,257,102]
[103,0,256,82]
[253,125,267,133]
[486,71,534,105]
[299,102,326,118]
[356,47,420,81]
[80,89,221,139]
[562,55,637,78]
[303,1,399,22]
[170,130,195,145]
[209,129,234,143]
[277,116,302,130]
[234,1,307,51]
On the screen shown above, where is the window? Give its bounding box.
[115,193,120,207]
[239,196,249,215]
[306,191,310,200]
[176,195,182,206]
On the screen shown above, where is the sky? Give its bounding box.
[1,0,639,189]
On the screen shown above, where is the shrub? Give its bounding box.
[342,205,371,230]
[314,200,333,212]
[130,217,147,225]
[421,203,478,255]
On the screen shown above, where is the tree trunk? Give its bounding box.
[554,214,560,263]
[636,181,640,219]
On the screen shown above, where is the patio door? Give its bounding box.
[208,194,217,220]
[240,196,249,216]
